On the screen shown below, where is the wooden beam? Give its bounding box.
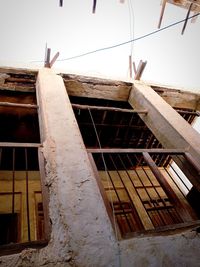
[62,74,132,101]
[181,3,193,34]
[128,82,200,164]
[0,102,38,109]
[151,84,200,111]
[49,52,60,68]
[134,61,147,80]
[158,0,167,28]
[92,0,97,13]
[87,148,186,153]
[167,0,200,10]
[44,48,51,68]
[72,103,147,114]
[0,142,41,147]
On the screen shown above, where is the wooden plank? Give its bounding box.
[49,52,60,68]
[181,3,193,34]
[125,220,200,238]
[129,83,200,163]
[143,83,200,111]
[142,152,193,222]
[167,0,200,10]
[62,74,132,101]
[0,142,42,147]
[0,102,38,109]
[134,61,147,80]
[87,148,186,153]
[92,0,97,13]
[45,48,51,68]
[4,77,35,84]
[72,103,147,114]
[0,67,37,75]
[158,0,167,28]
[176,110,199,116]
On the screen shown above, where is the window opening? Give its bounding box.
[71,96,200,238]
[0,87,48,254]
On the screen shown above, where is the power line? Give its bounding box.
[32,12,200,63]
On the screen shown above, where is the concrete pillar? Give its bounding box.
[36,68,118,266]
[129,82,200,191]
[129,82,200,164]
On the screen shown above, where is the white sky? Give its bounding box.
[0,0,200,93]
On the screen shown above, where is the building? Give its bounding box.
[0,67,200,266]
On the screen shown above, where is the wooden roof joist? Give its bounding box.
[0,67,200,111]
[0,67,37,92]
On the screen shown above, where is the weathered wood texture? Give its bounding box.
[0,67,37,92]
[128,83,200,164]
[62,73,200,111]
[151,84,200,111]
[61,74,132,101]
[167,0,200,11]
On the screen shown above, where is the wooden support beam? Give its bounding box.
[176,109,199,116]
[44,48,51,68]
[44,47,59,68]
[128,82,200,164]
[50,52,60,68]
[62,74,132,101]
[134,60,147,80]
[158,0,167,28]
[87,148,185,153]
[181,3,193,34]
[92,0,97,13]
[72,103,147,114]
[0,102,38,109]
[0,142,41,147]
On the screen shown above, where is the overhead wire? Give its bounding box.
[30,12,200,65]
[88,108,122,267]
[54,12,200,62]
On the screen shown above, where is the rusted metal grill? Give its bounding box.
[89,150,200,237]
[0,145,44,245]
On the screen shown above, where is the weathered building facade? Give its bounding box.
[0,67,200,266]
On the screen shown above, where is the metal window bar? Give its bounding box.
[105,168,134,232]
[136,155,176,226]
[0,145,43,245]
[91,151,199,236]
[109,154,144,231]
[118,154,157,228]
[126,154,165,227]
[132,154,182,226]
[25,148,31,241]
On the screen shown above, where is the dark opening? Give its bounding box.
[0,213,19,245]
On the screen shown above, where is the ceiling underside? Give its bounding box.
[70,96,198,150]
